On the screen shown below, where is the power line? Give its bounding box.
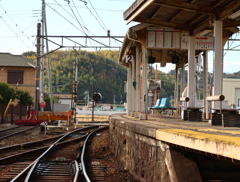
[0,5,36,44]
[70,0,97,49]
[0,16,31,50]
[87,0,108,32]
[67,1,87,35]
[45,3,85,35]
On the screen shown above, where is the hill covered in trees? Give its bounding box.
[23,50,127,104]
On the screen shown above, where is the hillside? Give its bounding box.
[24,50,127,104]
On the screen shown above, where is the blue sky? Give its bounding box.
[0,0,240,73]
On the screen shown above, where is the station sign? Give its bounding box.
[146,27,214,50]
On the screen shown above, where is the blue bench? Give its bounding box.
[150,99,162,109]
[151,98,178,110]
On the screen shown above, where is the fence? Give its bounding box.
[0,104,30,124]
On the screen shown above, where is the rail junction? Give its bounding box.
[0,125,108,182]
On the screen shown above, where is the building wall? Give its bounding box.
[0,66,36,102]
[223,78,240,107]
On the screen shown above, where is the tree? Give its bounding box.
[22,51,36,61]
[15,90,33,106]
[0,82,33,106]
[0,82,15,105]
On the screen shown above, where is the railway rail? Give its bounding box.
[0,126,39,140]
[0,125,108,181]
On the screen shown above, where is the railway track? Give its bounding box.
[0,126,38,140]
[0,125,108,181]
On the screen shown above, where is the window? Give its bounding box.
[7,70,23,84]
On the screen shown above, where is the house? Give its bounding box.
[53,94,72,110]
[223,78,240,108]
[0,53,36,102]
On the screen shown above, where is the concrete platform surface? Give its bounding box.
[110,114,240,161]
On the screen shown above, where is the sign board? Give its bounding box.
[147,27,180,49]
[40,102,46,108]
[147,27,214,50]
[181,33,214,50]
[147,80,161,91]
[125,55,133,63]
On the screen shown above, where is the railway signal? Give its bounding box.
[92,92,102,102]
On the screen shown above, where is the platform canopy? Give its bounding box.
[119,0,240,68]
[124,0,240,35]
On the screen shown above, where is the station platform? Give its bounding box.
[110,113,240,161]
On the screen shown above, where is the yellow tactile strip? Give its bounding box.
[121,115,240,136]
[157,128,240,146]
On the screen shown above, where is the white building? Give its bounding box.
[223,78,240,108]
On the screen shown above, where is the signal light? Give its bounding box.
[92,92,102,102]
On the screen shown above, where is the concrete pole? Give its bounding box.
[35,23,41,117]
[203,51,209,119]
[187,36,196,107]
[136,44,141,113]
[127,63,132,115]
[132,54,136,115]
[213,21,223,97]
[40,0,45,112]
[141,47,148,114]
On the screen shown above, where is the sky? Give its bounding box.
[0,0,136,52]
[0,0,240,74]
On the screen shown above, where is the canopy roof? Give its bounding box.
[119,0,240,67]
[124,0,240,36]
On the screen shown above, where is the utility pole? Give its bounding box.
[42,0,53,110]
[72,55,78,124]
[35,23,41,116]
[40,0,45,111]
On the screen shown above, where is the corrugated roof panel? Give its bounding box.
[0,53,36,68]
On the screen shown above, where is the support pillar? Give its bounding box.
[136,44,141,113]
[203,51,209,119]
[131,54,136,116]
[187,36,196,107]
[181,64,185,94]
[174,67,179,109]
[140,47,148,119]
[213,20,223,109]
[127,63,132,115]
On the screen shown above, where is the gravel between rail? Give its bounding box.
[0,124,139,182]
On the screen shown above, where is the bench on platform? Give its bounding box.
[151,98,178,115]
[150,99,162,109]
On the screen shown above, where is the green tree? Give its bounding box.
[0,82,15,105]
[15,90,33,106]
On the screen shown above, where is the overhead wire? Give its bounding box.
[47,1,119,50]
[0,16,31,50]
[0,5,37,50]
[72,0,90,35]
[86,0,108,32]
[45,3,85,35]
[70,0,97,49]
[84,0,122,47]
[52,0,99,49]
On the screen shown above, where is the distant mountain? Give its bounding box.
[223,71,240,78]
